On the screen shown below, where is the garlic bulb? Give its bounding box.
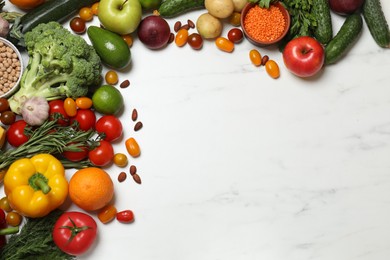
[21,96,50,126]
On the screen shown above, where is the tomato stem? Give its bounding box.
[60,217,91,242]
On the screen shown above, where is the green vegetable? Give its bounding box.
[87,26,131,69]
[325,14,363,65]
[8,22,102,114]
[362,0,390,48]
[158,0,205,18]
[0,209,75,260]
[311,0,332,44]
[8,0,99,47]
[278,0,317,50]
[248,0,278,8]
[0,117,100,171]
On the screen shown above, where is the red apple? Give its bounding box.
[329,0,365,15]
[282,36,325,78]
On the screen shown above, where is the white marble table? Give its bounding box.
[4,1,390,259]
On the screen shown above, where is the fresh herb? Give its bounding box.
[0,209,75,260]
[248,0,279,8]
[278,0,317,50]
[0,117,102,171]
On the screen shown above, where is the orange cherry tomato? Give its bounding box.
[91,2,99,15]
[121,34,133,47]
[64,97,77,117]
[79,7,94,22]
[113,153,128,167]
[98,204,117,224]
[175,28,189,47]
[249,49,262,67]
[105,70,119,85]
[215,37,234,53]
[9,0,44,9]
[75,97,93,109]
[125,137,141,158]
[265,60,280,79]
[6,211,23,227]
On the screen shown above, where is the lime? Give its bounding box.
[92,85,124,115]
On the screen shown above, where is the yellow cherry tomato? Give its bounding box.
[64,97,77,117]
[91,2,99,15]
[105,70,119,85]
[6,211,22,227]
[98,204,117,224]
[265,60,280,79]
[249,49,262,66]
[215,37,234,53]
[79,7,94,22]
[75,97,93,109]
[113,153,128,167]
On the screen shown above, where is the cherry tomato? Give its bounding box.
[0,111,16,125]
[105,70,119,85]
[249,49,262,66]
[63,143,89,162]
[175,28,188,47]
[0,98,9,112]
[89,140,114,167]
[91,2,99,15]
[79,7,93,22]
[113,153,128,167]
[70,109,96,131]
[0,197,12,212]
[7,120,29,147]
[265,60,280,79]
[95,115,123,142]
[64,97,77,117]
[187,33,203,50]
[75,97,93,109]
[53,211,97,256]
[116,210,134,223]
[6,211,22,227]
[70,17,86,34]
[125,137,140,158]
[121,34,133,47]
[98,204,117,224]
[229,12,241,26]
[9,0,44,9]
[49,100,69,126]
[215,37,234,53]
[227,28,243,43]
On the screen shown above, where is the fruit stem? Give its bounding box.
[119,0,128,10]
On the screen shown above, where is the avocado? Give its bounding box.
[87,26,131,69]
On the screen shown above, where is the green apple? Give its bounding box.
[139,0,162,10]
[98,0,142,35]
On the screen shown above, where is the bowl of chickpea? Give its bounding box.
[0,37,23,99]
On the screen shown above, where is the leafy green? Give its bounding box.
[248,0,278,8]
[0,210,75,260]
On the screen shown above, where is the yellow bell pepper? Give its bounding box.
[4,154,68,218]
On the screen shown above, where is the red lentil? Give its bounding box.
[244,5,286,43]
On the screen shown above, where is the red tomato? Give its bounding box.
[49,100,69,126]
[88,140,114,167]
[6,120,29,147]
[53,211,97,256]
[95,115,123,142]
[63,143,89,162]
[116,210,134,223]
[70,109,96,131]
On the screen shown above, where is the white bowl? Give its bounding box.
[0,37,24,99]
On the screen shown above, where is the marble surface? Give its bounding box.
[4,1,390,259]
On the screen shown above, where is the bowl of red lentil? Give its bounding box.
[0,37,23,99]
[241,2,290,47]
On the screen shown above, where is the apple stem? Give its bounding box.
[302,48,313,55]
[119,0,128,10]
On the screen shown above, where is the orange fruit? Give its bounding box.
[69,167,114,211]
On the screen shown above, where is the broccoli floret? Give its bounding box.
[9,21,102,113]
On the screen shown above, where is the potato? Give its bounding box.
[196,13,223,39]
[232,0,248,12]
[205,0,235,19]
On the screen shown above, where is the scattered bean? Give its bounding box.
[134,121,143,131]
[120,79,130,88]
[131,108,138,121]
[187,19,195,29]
[261,55,269,66]
[129,165,137,176]
[118,172,127,182]
[174,21,182,32]
[132,173,142,184]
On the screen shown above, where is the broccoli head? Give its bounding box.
[9,21,102,113]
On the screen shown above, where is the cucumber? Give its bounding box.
[8,0,99,47]
[158,0,205,18]
[311,0,333,44]
[362,0,390,48]
[325,14,363,65]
